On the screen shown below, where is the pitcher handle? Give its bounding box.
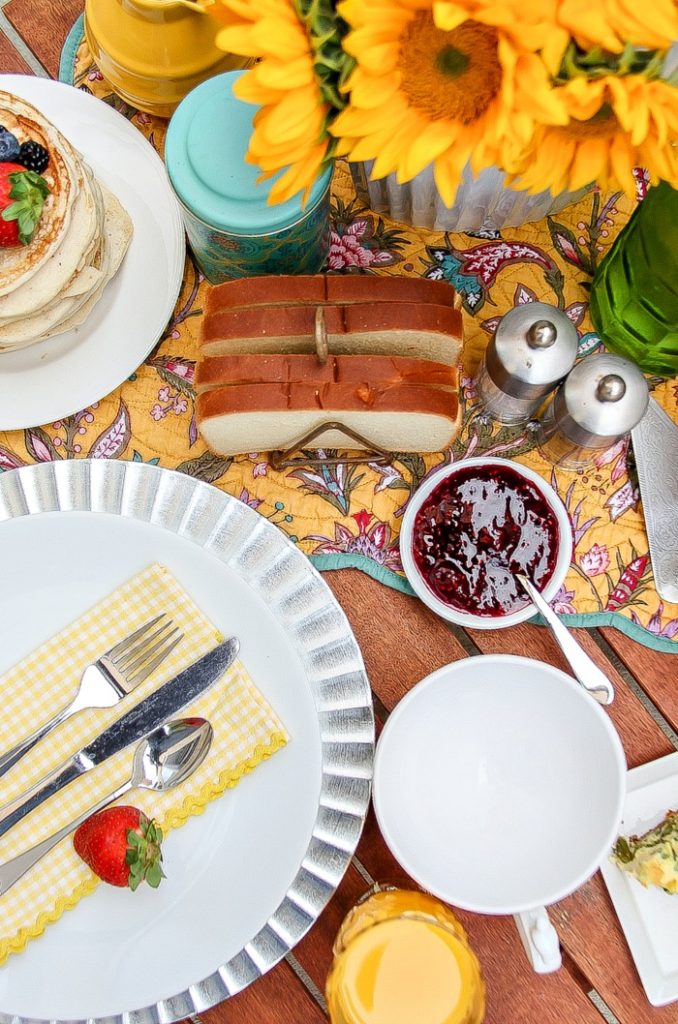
[513,907,562,974]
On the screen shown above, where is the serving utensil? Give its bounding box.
[631,396,678,604]
[0,637,239,839]
[0,717,213,896]
[0,614,183,780]
[515,572,614,705]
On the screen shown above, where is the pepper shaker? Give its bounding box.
[538,353,649,471]
[474,302,579,425]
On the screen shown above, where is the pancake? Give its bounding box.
[0,91,75,297]
[0,93,133,350]
[0,157,101,321]
[0,183,132,349]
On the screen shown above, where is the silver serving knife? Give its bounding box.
[631,397,678,604]
[0,637,239,840]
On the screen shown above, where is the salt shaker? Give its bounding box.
[538,353,649,471]
[475,302,579,425]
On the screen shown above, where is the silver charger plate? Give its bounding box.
[0,459,374,1024]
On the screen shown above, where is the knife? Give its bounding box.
[631,396,678,604]
[0,637,239,840]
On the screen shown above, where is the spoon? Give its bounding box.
[515,572,615,705]
[0,717,213,895]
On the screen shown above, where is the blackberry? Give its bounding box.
[0,131,20,162]
[17,140,49,174]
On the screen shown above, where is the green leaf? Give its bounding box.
[146,862,164,889]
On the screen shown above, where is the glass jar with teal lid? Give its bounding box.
[165,71,332,282]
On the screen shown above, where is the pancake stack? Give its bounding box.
[0,91,132,350]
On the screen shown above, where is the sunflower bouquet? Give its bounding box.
[213,0,678,208]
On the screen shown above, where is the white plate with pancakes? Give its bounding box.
[0,75,184,430]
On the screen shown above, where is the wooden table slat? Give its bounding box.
[199,960,327,1024]
[600,626,678,735]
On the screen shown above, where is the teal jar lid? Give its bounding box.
[165,71,332,235]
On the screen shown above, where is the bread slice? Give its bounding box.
[195,353,459,395]
[197,381,461,455]
[204,274,454,315]
[200,301,462,365]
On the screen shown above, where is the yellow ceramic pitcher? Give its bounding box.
[84,0,251,118]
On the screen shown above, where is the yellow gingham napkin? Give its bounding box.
[0,563,288,963]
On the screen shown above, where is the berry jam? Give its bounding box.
[412,464,560,617]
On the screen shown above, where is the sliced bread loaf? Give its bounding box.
[197,381,461,455]
[204,274,454,315]
[200,301,462,365]
[195,353,459,394]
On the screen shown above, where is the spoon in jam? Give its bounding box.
[515,572,615,705]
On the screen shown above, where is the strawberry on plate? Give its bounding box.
[0,163,50,248]
[73,805,165,891]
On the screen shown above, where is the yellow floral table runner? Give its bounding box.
[8,22,671,653]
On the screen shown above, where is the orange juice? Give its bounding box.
[326,889,485,1024]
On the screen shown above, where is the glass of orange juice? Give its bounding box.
[325,886,486,1024]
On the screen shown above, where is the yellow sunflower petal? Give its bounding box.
[431,1,473,31]
[257,85,324,144]
[215,25,261,56]
[233,73,281,106]
[513,53,568,126]
[251,17,310,59]
[252,54,314,90]
[433,154,464,208]
[346,66,401,109]
[344,36,401,74]
[568,137,609,191]
[397,119,456,180]
[266,144,326,204]
[371,111,423,178]
[332,95,409,136]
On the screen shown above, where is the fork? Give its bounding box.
[0,614,183,779]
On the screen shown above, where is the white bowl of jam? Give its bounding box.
[400,458,573,629]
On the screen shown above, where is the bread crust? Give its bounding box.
[204,274,455,315]
[195,353,459,394]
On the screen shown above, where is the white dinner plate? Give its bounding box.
[0,75,185,431]
[0,461,373,1024]
[600,751,678,1006]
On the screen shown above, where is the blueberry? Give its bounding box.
[0,131,20,162]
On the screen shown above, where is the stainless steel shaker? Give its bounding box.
[538,353,649,471]
[475,302,579,425]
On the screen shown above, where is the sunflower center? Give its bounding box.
[436,46,470,77]
[561,102,619,140]
[399,15,501,124]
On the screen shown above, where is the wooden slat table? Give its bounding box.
[1,7,677,1022]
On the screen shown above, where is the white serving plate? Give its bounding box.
[0,75,185,430]
[600,750,678,1006]
[0,460,374,1024]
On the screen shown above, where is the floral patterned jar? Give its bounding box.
[165,71,332,282]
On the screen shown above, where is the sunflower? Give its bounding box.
[510,75,678,197]
[330,0,567,207]
[556,0,678,57]
[213,0,346,205]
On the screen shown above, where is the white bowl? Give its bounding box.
[373,656,626,915]
[399,457,573,629]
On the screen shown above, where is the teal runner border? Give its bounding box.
[58,20,677,655]
[59,14,83,84]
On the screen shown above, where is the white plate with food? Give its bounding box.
[600,751,678,1006]
[0,75,184,431]
[0,460,373,1024]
